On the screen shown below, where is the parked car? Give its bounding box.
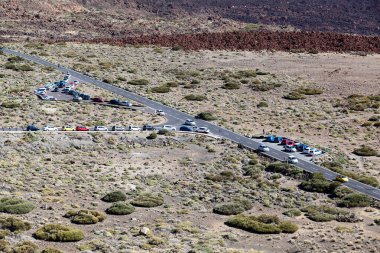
[274,136,283,143]
[52,87,60,92]
[81,94,91,100]
[284,139,295,146]
[258,144,270,152]
[45,96,57,101]
[94,126,108,131]
[26,125,39,131]
[266,135,275,142]
[93,97,104,103]
[196,127,210,133]
[44,83,55,90]
[112,126,125,131]
[43,126,58,131]
[34,88,47,95]
[128,125,141,131]
[179,125,194,132]
[285,145,297,152]
[281,138,289,145]
[142,125,155,131]
[287,155,298,164]
[68,90,79,96]
[120,101,133,107]
[156,110,165,116]
[309,149,322,156]
[62,126,75,131]
[73,80,79,85]
[163,125,176,131]
[73,96,82,102]
[109,99,121,105]
[296,143,308,152]
[302,147,312,154]
[184,119,196,126]
[76,126,89,131]
[335,175,348,182]
[62,87,72,93]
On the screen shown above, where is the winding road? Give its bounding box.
[1,47,379,201]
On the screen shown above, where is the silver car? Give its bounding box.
[94,126,108,131]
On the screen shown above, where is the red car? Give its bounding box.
[93,97,104,103]
[285,139,295,146]
[76,126,90,131]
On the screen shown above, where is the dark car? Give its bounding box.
[93,97,104,103]
[179,125,194,132]
[109,99,121,105]
[81,94,91,100]
[52,87,59,92]
[26,125,39,131]
[142,125,155,131]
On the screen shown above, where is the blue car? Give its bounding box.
[179,125,194,132]
[274,136,283,143]
[26,125,39,131]
[266,135,275,142]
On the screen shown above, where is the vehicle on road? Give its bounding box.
[184,119,196,126]
[73,96,82,102]
[62,126,75,131]
[76,126,89,131]
[43,126,58,131]
[287,155,299,164]
[111,126,125,131]
[285,145,297,152]
[34,88,47,95]
[128,125,141,131]
[336,175,349,182]
[142,125,155,131]
[93,97,104,103]
[163,125,176,131]
[196,127,210,134]
[109,99,121,105]
[120,101,133,107]
[94,126,108,131]
[156,110,165,116]
[258,144,270,152]
[179,125,194,132]
[26,125,39,131]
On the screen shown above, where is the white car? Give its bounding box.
[120,101,133,107]
[285,145,297,152]
[258,144,270,152]
[73,80,79,85]
[184,119,196,126]
[156,110,165,116]
[196,127,210,134]
[309,149,322,156]
[288,155,298,164]
[43,126,58,131]
[94,126,108,131]
[34,87,47,94]
[302,147,312,154]
[163,125,176,131]
[128,125,141,131]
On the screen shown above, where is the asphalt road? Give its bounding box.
[1,47,379,201]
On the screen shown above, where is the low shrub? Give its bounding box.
[7,56,24,62]
[296,87,323,95]
[128,79,149,86]
[302,205,348,222]
[34,224,84,242]
[184,94,207,101]
[225,214,298,234]
[106,202,135,215]
[333,186,354,199]
[299,173,338,193]
[0,216,31,232]
[283,209,302,217]
[353,146,378,156]
[0,230,9,239]
[157,129,169,135]
[147,132,158,140]
[0,198,35,214]
[265,162,304,179]
[196,112,217,121]
[250,83,281,91]
[0,239,10,252]
[338,193,372,208]
[257,101,268,108]
[165,81,179,87]
[101,191,126,202]
[213,200,252,215]
[369,115,380,122]
[64,210,106,225]
[283,92,306,100]
[357,176,379,187]
[41,247,64,253]
[131,193,164,208]
[1,101,20,109]
[222,80,241,90]
[12,241,38,253]
[151,85,171,93]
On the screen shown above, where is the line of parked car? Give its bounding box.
[265,135,323,156]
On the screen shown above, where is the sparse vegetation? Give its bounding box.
[300,173,339,193]
[302,205,349,222]
[283,91,306,100]
[151,85,171,93]
[213,200,252,215]
[0,216,31,233]
[131,193,164,207]
[222,80,241,90]
[283,209,302,217]
[266,162,304,179]
[128,79,149,86]
[34,224,85,242]
[184,94,207,101]
[338,193,372,208]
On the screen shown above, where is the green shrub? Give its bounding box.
[225,214,298,234]
[357,176,379,187]
[0,230,9,239]
[300,173,338,193]
[184,94,207,101]
[7,56,24,62]
[283,92,306,100]
[257,101,268,108]
[151,85,171,93]
[0,198,35,214]
[222,80,241,90]
[369,115,380,122]
[101,191,127,203]
[64,210,106,225]
[338,193,372,208]
[17,65,33,71]
[12,241,38,253]
[0,239,10,252]
[128,79,149,86]
[171,45,183,51]
[302,205,348,222]
[333,186,354,199]
[147,132,158,140]
[0,216,31,232]
[131,193,164,208]
[296,87,323,95]
[265,162,304,179]
[213,200,252,215]
[196,112,217,121]
[106,202,135,215]
[157,129,169,135]
[34,224,84,242]
[41,247,64,253]
[250,83,281,91]
[353,146,378,156]
[374,122,380,128]
[1,101,20,109]
[165,81,179,87]
[283,209,302,217]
